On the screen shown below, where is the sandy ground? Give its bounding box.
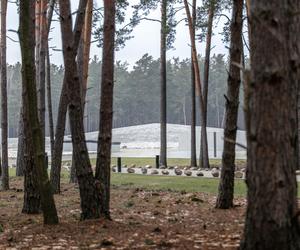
[0,178,246,249]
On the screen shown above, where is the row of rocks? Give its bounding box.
[211,168,244,178]
[112,164,246,171]
[127,167,202,176]
[112,165,244,178]
[112,164,209,170]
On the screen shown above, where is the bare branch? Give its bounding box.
[223,137,247,150]
[7,36,19,43]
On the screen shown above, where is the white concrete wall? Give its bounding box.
[178,126,246,159]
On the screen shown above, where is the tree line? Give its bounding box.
[5,53,244,138]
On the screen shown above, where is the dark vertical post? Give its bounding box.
[214,132,217,158]
[45,152,48,170]
[156,155,160,169]
[117,157,121,173]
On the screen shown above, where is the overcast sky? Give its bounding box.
[6,0,229,67]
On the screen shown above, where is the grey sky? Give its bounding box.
[6,0,228,67]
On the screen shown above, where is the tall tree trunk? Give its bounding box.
[0,0,9,190]
[79,0,93,105]
[199,2,215,169]
[70,0,93,184]
[245,0,251,48]
[19,0,58,225]
[216,93,220,127]
[241,0,300,248]
[215,0,243,209]
[159,0,167,167]
[69,154,77,183]
[16,107,25,176]
[35,0,41,78]
[37,0,47,153]
[50,82,68,193]
[184,0,209,170]
[46,48,54,157]
[22,125,41,214]
[21,72,40,213]
[50,0,89,193]
[95,0,116,219]
[45,1,56,157]
[59,0,101,220]
[298,82,300,170]
[17,0,56,178]
[190,0,197,168]
[182,97,187,125]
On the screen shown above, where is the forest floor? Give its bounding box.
[0,175,247,250]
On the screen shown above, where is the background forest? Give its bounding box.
[7,53,244,138]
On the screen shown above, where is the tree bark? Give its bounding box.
[298,82,300,170]
[50,82,68,193]
[69,154,77,184]
[59,0,101,220]
[70,0,93,184]
[159,0,167,167]
[190,0,197,168]
[35,0,41,79]
[16,106,25,176]
[50,0,90,193]
[245,0,251,49]
[46,48,55,157]
[215,0,243,209]
[18,0,56,178]
[240,0,300,248]
[22,124,41,214]
[19,0,58,225]
[37,0,47,152]
[0,0,9,190]
[199,2,215,168]
[184,0,209,170]
[95,0,116,219]
[46,1,55,157]
[79,0,93,105]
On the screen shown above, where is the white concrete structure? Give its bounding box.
[5,123,246,160]
[178,127,246,159]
